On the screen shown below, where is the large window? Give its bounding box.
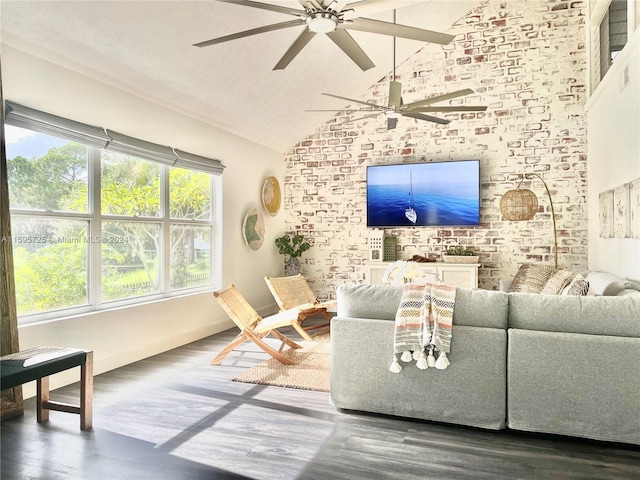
[4,103,223,323]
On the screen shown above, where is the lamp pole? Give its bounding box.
[525,173,558,269]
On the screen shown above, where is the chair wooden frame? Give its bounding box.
[264,274,336,341]
[212,285,303,365]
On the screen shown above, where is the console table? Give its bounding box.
[0,347,93,430]
[364,261,480,289]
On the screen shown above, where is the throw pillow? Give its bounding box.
[539,268,574,295]
[508,264,559,294]
[562,274,590,296]
[581,271,640,296]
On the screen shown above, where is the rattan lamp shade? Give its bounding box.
[500,188,538,221]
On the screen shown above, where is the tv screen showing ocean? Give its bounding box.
[366,161,480,227]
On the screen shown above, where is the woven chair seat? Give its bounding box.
[264,274,335,341]
[212,284,305,365]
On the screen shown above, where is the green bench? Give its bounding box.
[1,347,93,430]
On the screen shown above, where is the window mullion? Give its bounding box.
[162,166,171,293]
[89,148,102,307]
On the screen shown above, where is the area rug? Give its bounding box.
[231,329,330,392]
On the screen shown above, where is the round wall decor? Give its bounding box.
[242,208,265,250]
[261,176,281,216]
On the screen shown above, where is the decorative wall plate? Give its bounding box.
[262,176,281,216]
[242,208,265,250]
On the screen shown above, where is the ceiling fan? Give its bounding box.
[193,0,456,71]
[307,10,487,129]
[311,81,488,129]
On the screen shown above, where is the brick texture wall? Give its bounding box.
[283,0,588,298]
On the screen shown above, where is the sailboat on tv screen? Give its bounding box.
[405,170,417,224]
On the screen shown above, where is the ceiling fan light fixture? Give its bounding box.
[385,110,400,119]
[307,13,338,33]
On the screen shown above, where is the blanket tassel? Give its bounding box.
[427,347,436,368]
[416,351,428,370]
[401,350,413,363]
[389,356,402,373]
[435,352,450,370]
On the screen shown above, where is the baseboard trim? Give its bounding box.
[21,317,234,400]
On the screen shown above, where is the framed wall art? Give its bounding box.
[630,178,640,239]
[599,189,613,238]
[613,183,630,238]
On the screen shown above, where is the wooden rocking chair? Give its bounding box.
[211,285,304,365]
[264,274,336,341]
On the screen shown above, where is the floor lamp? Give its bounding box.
[499,173,558,268]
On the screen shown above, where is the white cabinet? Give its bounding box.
[364,261,480,289]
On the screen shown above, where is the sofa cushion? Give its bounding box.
[336,284,402,321]
[508,293,640,338]
[452,288,509,329]
[337,283,509,330]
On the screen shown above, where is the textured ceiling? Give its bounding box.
[0,0,479,153]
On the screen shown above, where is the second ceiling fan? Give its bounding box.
[193,0,456,70]
[313,82,488,129]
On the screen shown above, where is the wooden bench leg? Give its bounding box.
[36,376,50,423]
[80,351,93,430]
[34,351,94,430]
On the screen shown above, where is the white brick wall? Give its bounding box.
[283,0,588,298]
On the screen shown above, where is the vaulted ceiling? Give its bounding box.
[0,1,480,153]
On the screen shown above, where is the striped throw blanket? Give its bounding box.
[390,282,457,372]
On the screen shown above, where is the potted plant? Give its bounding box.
[275,233,311,276]
[443,246,479,264]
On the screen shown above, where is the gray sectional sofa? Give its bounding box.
[330,272,640,445]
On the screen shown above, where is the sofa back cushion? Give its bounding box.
[508,292,640,337]
[452,288,509,329]
[337,284,403,320]
[336,284,509,329]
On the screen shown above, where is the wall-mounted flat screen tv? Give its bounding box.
[366,160,480,227]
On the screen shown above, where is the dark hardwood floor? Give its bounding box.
[2,319,639,480]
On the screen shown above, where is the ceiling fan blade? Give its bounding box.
[328,1,349,12]
[388,81,402,109]
[194,20,303,48]
[333,113,382,126]
[402,111,450,125]
[305,108,378,112]
[273,29,317,70]
[326,29,375,71]
[410,106,488,113]
[300,0,324,10]
[387,117,398,130]
[322,92,381,109]
[217,0,305,17]
[402,88,475,110]
[346,17,455,45]
[342,1,420,20]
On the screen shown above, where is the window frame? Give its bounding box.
[5,103,224,325]
[588,0,638,96]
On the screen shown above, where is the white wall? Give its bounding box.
[1,45,287,396]
[586,27,640,280]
